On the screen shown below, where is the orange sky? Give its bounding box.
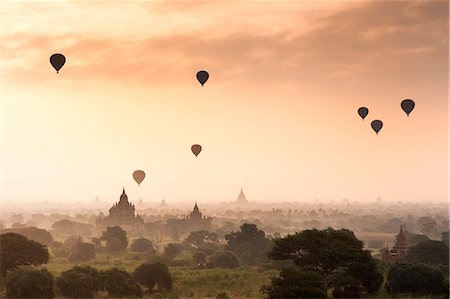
[1,1,448,204]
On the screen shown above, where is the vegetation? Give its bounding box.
[5,267,54,298]
[100,226,128,253]
[99,268,142,297]
[405,240,449,265]
[164,243,184,259]
[68,237,96,262]
[268,228,383,295]
[262,267,327,298]
[386,263,447,296]
[130,238,156,253]
[56,266,100,298]
[0,233,49,277]
[133,262,173,293]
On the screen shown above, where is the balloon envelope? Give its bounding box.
[358,107,369,120]
[401,99,415,116]
[191,144,202,157]
[196,71,209,86]
[50,54,66,73]
[371,120,383,135]
[133,170,145,186]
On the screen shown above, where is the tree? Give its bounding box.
[130,238,156,253]
[0,233,49,277]
[68,237,96,262]
[441,230,449,246]
[133,262,173,292]
[386,263,446,296]
[207,251,239,269]
[183,230,219,249]
[100,226,128,252]
[192,251,207,264]
[5,266,54,298]
[225,223,272,264]
[269,228,382,293]
[56,266,100,298]
[99,268,142,297]
[1,226,54,246]
[262,267,327,298]
[417,216,438,237]
[405,240,449,265]
[164,243,184,259]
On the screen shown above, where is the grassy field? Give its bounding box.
[40,252,278,298]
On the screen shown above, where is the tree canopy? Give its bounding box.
[405,240,449,265]
[99,268,142,297]
[100,226,128,252]
[133,262,173,292]
[0,233,49,277]
[56,266,100,298]
[268,228,382,293]
[6,267,54,298]
[130,238,155,253]
[386,263,446,296]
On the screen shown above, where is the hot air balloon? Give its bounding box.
[133,170,145,186]
[401,99,415,116]
[50,54,66,73]
[371,120,383,135]
[357,107,369,120]
[191,144,202,157]
[196,71,209,86]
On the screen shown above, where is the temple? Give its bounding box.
[236,187,249,205]
[381,225,408,263]
[165,202,212,240]
[96,188,144,234]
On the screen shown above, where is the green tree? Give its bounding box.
[99,268,142,297]
[225,223,272,264]
[100,226,128,252]
[0,233,49,277]
[406,240,449,265]
[164,243,184,259]
[442,230,449,246]
[56,266,99,298]
[133,262,173,292]
[130,238,156,253]
[207,251,239,269]
[192,251,207,264]
[183,230,219,249]
[262,267,327,298]
[68,237,96,262]
[6,266,54,298]
[1,226,54,246]
[269,228,382,293]
[386,263,446,296]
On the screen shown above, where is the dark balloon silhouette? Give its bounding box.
[357,107,369,120]
[133,170,145,186]
[50,54,66,73]
[191,144,202,157]
[196,71,209,86]
[371,120,383,135]
[401,99,415,116]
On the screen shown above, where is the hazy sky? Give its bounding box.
[1,1,448,205]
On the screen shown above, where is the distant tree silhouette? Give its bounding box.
[0,233,49,277]
[225,223,272,265]
[405,240,449,265]
[192,251,207,264]
[6,266,54,298]
[164,243,183,259]
[386,263,446,296]
[99,268,142,297]
[207,251,239,269]
[183,230,218,249]
[100,226,128,253]
[130,238,155,253]
[133,262,172,292]
[1,226,53,246]
[68,237,95,262]
[262,267,327,298]
[56,266,99,298]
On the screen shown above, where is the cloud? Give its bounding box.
[3,0,447,94]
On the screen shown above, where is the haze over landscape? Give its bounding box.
[2,0,448,205]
